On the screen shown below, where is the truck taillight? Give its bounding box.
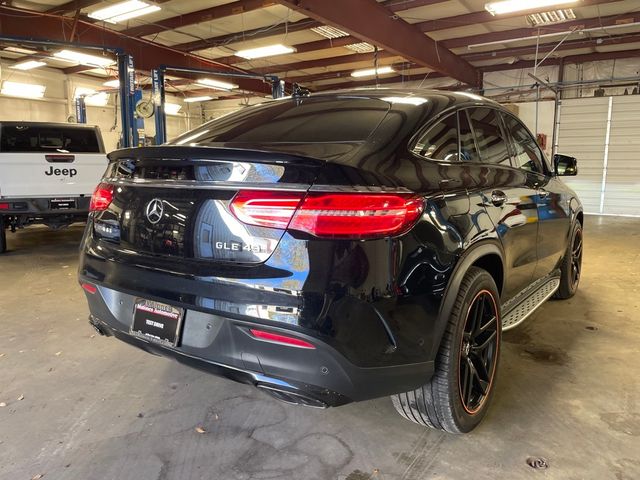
[90,183,114,212]
[230,190,424,239]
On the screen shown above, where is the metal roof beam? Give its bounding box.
[275,0,478,85]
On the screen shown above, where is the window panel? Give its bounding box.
[459,110,481,163]
[467,108,511,166]
[412,113,459,162]
[502,113,545,174]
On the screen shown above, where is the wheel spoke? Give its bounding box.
[472,330,497,352]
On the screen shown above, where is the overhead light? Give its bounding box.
[235,44,296,60]
[351,66,395,78]
[345,42,376,53]
[311,25,349,39]
[1,81,46,99]
[89,0,161,24]
[4,46,38,55]
[164,103,182,115]
[53,50,115,68]
[184,96,215,103]
[74,87,110,106]
[485,0,577,15]
[103,79,120,88]
[528,9,576,25]
[196,78,238,91]
[10,60,46,71]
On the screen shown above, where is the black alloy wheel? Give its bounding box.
[570,228,583,289]
[459,290,500,414]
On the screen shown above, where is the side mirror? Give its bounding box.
[554,154,578,176]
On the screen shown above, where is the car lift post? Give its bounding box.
[0,36,138,149]
[150,66,285,145]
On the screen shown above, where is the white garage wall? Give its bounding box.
[0,66,202,152]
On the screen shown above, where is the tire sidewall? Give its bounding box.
[446,270,501,432]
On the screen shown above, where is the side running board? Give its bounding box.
[501,276,561,331]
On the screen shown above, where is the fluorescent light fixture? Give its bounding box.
[10,60,46,71]
[89,0,160,24]
[4,46,38,55]
[196,78,238,91]
[310,25,349,39]
[164,103,182,115]
[485,0,577,15]
[528,8,576,25]
[103,79,120,88]
[184,96,215,103]
[345,42,375,53]
[53,50,115,68]
[351,66,395,78]
[74,87,110,106]
[235,44,295,60]
[1,81,46,99]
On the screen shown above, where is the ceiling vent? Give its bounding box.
[311,25,349,39]
[527,9,576,26]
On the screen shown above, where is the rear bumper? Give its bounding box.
[82,283,434,406]
[0,196,90,217]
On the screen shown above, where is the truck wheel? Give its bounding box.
[554,221,583,300]
[391,267,501,433]
[0,217,6,253]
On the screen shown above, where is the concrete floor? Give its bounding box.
[0,216,638,480]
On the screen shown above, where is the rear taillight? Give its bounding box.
[0,203,9,210]
[90,183,114,212]
[230,190,424,239]
[229,190,304,229]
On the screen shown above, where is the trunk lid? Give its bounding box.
[94,146,322,265]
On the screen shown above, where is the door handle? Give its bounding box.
[538,188,550,199]
[490,190,507,207]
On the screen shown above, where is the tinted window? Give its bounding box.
[459,110,481,163]
[412,113,458,161]
[0,125,100,153]
[173,98,390,144]
[467,108,511,166]
[502,114,545,174]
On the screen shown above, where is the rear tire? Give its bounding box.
[554,221,582,299]
[391,267,501,433]
[0,216,6,254]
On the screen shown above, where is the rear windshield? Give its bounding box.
[172,97,390,145]
[0,125,101,153]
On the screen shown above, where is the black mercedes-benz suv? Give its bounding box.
[79,89,582,433]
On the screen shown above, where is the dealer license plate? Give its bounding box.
[130,299,184,347]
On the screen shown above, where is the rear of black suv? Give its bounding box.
[78,94,446,409]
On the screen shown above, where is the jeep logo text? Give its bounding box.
[45,166,77,177]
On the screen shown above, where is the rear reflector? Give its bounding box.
[230,190,424,239]
[81,283,97,294]
[249,329,315,349]
[0,203,9,210]
[90,183,114,212]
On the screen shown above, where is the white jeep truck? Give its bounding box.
[0,122,108,253]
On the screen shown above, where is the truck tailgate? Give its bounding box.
[0,152,108,198]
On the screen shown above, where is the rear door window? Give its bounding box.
[466,108,511,166]
[412,113,459,161]
[0,125,101,153]
[459,110,481,163]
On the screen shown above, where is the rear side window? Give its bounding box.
[412,113,458,161]
[501,114,545,174]
[466,108,511,166]
[173,98,390,144]
[0,125,101,153]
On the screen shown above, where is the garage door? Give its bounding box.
[556,96,640,216]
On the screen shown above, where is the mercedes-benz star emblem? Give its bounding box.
[145,198,164,224]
